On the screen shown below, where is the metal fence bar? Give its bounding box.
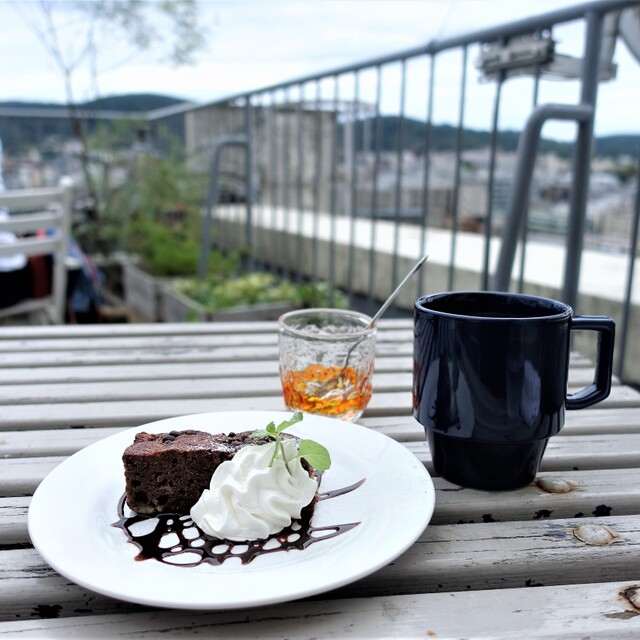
[562,9,605,312]
[312,80,322,282]
[391,59,408,295]
[244,96,254,270]
[448,46,468,291]
[269,92,278,275]
[256,95,268,272]
[295,86,305,282]
[329,75,340,295]
[417,54,436,300]
[347,71,360,301]
[367,65,383,300]
[617,146,640,379]
[482,64,505,290]
[198,135,249,279]
[282,87,292,279]
[518,59,542,294]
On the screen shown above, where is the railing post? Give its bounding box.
[198,135,251,280]
[244,97,255,271]
[563,10,605,311]
[493,104,592,292]
[617,146,640,379]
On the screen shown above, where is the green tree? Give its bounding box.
[11,0,206,247]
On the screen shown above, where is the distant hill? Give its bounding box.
[0,94,191,153]
[594,135,640,158]
[82,94,190,112]
[353,116,640,160]
[0,93,189,113]
[1,95,638,158]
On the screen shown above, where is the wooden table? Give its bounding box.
[1,319,639,638]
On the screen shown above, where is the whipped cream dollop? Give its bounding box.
[190,439,318,541]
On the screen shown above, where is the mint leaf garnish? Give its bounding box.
[296,439,331,472]
[274,411,303,433]
[250,412,331,474]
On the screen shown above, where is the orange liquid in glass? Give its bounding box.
[281,364,372,417]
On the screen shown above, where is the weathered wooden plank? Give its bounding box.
[0,327,416,354]
[355,514,640,597]
[1,420,423,459]
[363,409,640,436]
[2,515,638,621]
[5,467,640,547]
[0,376,283,406]
[0,498,29,545]
[0,333,280,353]
[0,321,279,341]
[0,547,137,621]
[3,421,425,460]
[0,428,128,459]
[0,318,415,341]
[431,468,640,524]
[0,362,604,394]
[0,581,638,639]
[0,382,637,431]
[0,457,66,497]
[4,435,640,499]
[0,372,413,406]
[0,347,593,372]
[0,364,607,397]
[0,393,381,430]
[405,433,640,472]
[590,384,640,407]
[0,340,414,369]
[0,356,409,386]
[566,406,640,432]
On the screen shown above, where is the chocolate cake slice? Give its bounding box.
[122,429,268,515]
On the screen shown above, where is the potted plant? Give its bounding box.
[104,151,237,320]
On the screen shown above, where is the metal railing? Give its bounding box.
[146,0,640,382]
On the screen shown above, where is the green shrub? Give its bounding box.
[173,274,348,312]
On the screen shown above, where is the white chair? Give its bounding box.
[0,178,73,324]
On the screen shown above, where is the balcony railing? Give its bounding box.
[146,0,640,383]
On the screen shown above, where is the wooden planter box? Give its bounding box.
[123,262,166,322]
[124,262,297,324]
[160,282,295,323]
[159,284,208,322]
[209,301,295,322]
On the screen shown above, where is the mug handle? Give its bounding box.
[566,316,615,410]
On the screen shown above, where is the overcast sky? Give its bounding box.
[0,0,638,140]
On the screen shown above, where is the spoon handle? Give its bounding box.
[314,254,429,395]
[368,254,429,328]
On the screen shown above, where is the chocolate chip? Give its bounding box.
[169,430,180,437]
[228,432,236,437]
[162,435,176,444]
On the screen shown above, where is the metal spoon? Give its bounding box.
[317,254,429,392]
[364,253,429,330]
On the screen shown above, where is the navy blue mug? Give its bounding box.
[413,291,615,490]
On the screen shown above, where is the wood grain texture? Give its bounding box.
[0,581,639,638]
[1,515,638,622]
[0,320,637,638]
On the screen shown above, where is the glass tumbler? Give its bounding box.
[278,308,377,422]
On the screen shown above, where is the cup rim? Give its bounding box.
[278,307,376,340]
[415,290,572,321]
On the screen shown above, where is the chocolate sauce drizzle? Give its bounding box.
[113,478,365,566]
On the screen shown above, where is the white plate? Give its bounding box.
[28,410,435,610]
